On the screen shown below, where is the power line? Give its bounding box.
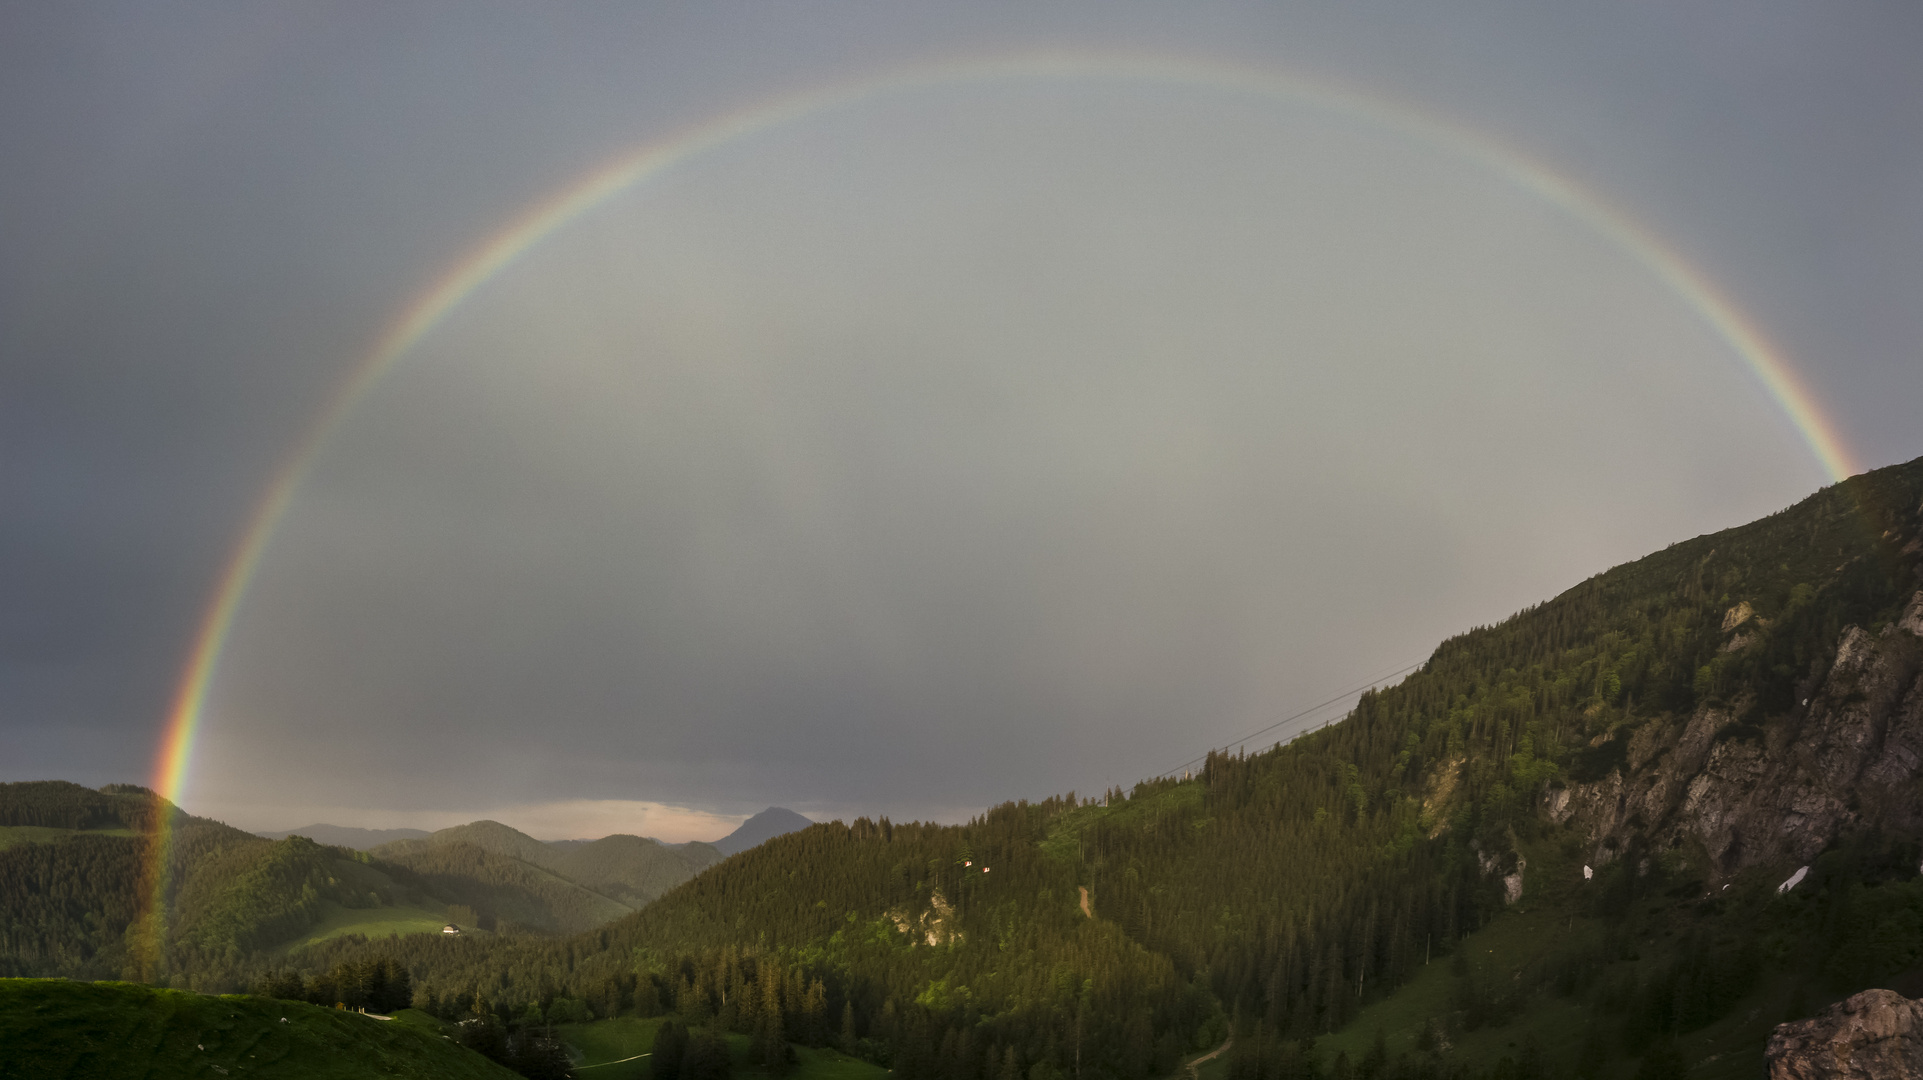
[1156,659,1424,779]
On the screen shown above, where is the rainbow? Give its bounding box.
[136,50,1858,965]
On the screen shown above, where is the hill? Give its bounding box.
[255,824,431,849]
[0,977,518,1079]
[549,834,723,906]
[374,818,725,913]
[0,782,387,983]
[0,788,647,984]
[375,820,571,873]
[282,455,1923,1080]
[711,807,815,857]
[372,839,632,935]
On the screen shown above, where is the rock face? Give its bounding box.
[1767,989,1923,1080]
[1551,590,1923,879]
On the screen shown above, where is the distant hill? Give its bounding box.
[369,819,720,922]
[547,834,722,906]
[710,807,813,856]
[256,823,431,849]
[370,839,630,935]
[375,820,566,872]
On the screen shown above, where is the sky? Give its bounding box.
[2,2,1920,841]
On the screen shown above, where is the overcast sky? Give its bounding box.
[3,2,1919,840]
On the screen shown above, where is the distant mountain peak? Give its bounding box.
[711,807,813,857]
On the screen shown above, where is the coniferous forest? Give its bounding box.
[6,455,1923,1080]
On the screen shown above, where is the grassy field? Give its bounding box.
[0,825,137,851]
[556,1017,890,1080]
[0,978,518,1079]
[274,899,466,951]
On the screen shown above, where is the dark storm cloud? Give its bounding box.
[2,2,1919,834]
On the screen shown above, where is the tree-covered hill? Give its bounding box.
[279,455,1923,1080]
[375,821,573,872]
[375,818,723,911]
[2,788,664,983]
[549,834,724,907]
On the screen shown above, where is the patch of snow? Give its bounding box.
[1583,865,1593,880]
[1778,866,1810,893]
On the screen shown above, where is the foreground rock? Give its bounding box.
[1767,989,1923,1080]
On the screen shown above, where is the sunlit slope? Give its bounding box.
[0,978,517,1080]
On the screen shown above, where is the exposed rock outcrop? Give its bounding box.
[1767,989,1923,1080]
[1557,591,1923,880]
[887,890,963,946]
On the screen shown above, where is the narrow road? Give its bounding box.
[1186,1036,1232,1080]
[576,1051,650,1070]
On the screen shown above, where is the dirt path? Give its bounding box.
[1185,1035,1232,1080]
[576,1051,650,1070]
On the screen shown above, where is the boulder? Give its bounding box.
[1767,989,1923,1080]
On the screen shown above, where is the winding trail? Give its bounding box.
[1186,1036,1232,1080]
[576,1051,651,1070]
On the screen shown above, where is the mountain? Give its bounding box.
[277,455,1923,1080]
[255,823,431,849]
[710,806,814,856]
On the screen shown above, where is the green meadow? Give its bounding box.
[556,1016,891,1080]
[0,978,517,1080]
[0,825,137,851]
[274,899,465,952]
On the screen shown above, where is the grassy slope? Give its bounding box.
[555,1017,889,1080]
[0,826,136,852]
[1313,879,1848,1080]
[0,978,518,1080]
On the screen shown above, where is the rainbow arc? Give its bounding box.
[136,51,1858,970]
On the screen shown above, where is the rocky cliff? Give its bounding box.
[1551,590,1923,883]
[1768,989,1923,1080]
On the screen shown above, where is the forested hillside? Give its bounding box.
[1,791,677,981]
[272,455,1923,1080]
